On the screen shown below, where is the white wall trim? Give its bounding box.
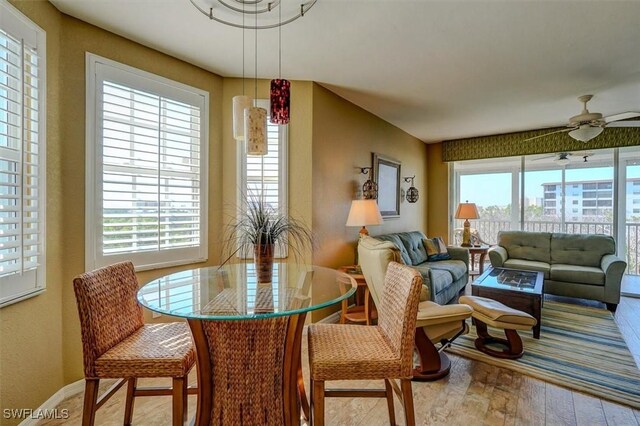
[18,379,85,426]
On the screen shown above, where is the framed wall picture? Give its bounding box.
[373,153,401,217]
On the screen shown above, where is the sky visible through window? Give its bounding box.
[460,166,640,207]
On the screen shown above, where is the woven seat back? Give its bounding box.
[378,262,422,376]
[73,261,144,378]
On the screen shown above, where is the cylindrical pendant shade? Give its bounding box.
[233,95,253,141]
[245,107,268,155]
[270,79,290,124]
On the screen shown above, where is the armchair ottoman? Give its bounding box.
[358,236,472,380]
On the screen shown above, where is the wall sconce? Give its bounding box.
[358,167,378,200]
[403,176,419,203]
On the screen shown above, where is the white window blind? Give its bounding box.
[239,99,288,258]
[0,2,46,308]
[86,54,208,271]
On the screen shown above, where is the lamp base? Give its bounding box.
[359,226,369,237]
[461,219,472,247]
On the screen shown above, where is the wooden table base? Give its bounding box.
[188,313,307,426]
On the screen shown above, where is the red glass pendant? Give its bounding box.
[270,79,290,124]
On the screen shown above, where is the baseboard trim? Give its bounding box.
[318,309,342,324]
[19,379,85,426]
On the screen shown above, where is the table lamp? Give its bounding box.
[346,199,383,237]
[455,201,479,247]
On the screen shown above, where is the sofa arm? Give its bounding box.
[488,246,508,267]
[446,247,469,270]
[601,254,627,305]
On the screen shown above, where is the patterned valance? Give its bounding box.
[441,127,640,162]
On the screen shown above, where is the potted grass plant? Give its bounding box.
[224,194,313,283]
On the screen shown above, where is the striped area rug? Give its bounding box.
[446,301,640,409]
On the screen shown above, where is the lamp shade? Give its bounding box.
[346,200,383,227]
[455,202,479,220]
[568,124,603,143]
[245,106,268,155]
[232,95,253,141]
[270,79,290,124]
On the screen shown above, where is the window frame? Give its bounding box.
[85,53,209,271]
[0,1,47,308]
[237,99,289,258]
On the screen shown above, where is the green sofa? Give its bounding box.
[374,231,469,305]
[488,231,627,311]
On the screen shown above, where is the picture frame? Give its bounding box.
[373,153,401,217]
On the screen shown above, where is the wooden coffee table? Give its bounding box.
[471,267,544,339]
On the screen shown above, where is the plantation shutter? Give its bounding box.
[0,4,46,307]
[87,56,208,270]
[246,118,281,210]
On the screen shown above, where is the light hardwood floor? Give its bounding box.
[39,293,640,425]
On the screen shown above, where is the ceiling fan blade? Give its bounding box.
[604,112,640,123]
[531,154,557,161]
[522,128,574,142]
[606,120,640,128]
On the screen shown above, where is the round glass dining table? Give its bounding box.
[137,262,356,426]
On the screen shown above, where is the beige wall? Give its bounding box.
[311,83,428,319]
[1,1,64,419]
[426,142,450,243]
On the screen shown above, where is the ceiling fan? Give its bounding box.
[523,95,640,143]
[532,151,593,165]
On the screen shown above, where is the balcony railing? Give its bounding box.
[458,220,640,275]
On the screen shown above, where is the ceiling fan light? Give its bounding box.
[568,125,603,143]
[555,157,570,166]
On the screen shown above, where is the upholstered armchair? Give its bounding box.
[358,236,473,380]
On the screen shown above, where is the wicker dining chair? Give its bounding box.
[307,262,422,426]
[73,261,196,426]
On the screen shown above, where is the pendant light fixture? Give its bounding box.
[245,0,267,155]
[232,4,252,141]
[270,3,290,124]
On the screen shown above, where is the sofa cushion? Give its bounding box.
[424,260,467,281]
[498,231,551,263]
[377,231,428,265]
[503,259,551,279]
[413,265,453,296]
[399,232,430,264]
[423,237,451,261]
[550,263,605,286]
[550,233,615,268]
[376,234,412,265]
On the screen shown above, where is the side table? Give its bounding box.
[466,246,490,276]
[338,266,377,325]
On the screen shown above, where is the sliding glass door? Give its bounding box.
[453,147,639,275]
[454,156,520,244]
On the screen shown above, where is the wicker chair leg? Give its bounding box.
[400,379,415,426]
[384,379,396,426]
[124,378,136,425]
[172,377,188,426]
[81,379,99,426]
[312,380,325,426]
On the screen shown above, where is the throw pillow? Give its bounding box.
[423,237,451,261]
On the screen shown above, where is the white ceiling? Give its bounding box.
[50,0,640,143]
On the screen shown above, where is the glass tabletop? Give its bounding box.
[473,267,544,294]
[137,262,357,320]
